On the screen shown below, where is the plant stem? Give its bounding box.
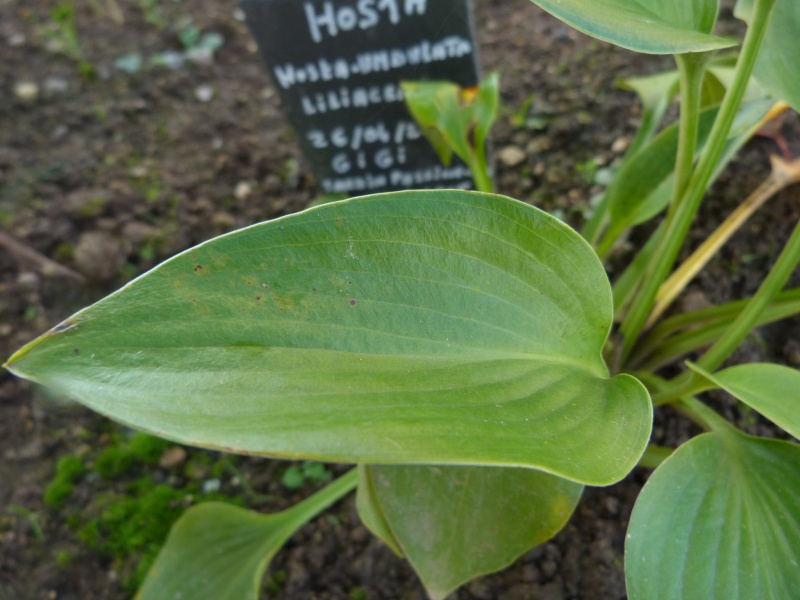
[654,379,715,407]
[281,468,358,528]
[472,159,495,193]
[670,53,709,216]
[637,444,674,469]
[582,191,610,247]
[613,224,662,321]
[619,0,777,363]
[677,397,733,433]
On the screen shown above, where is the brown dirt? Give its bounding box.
[1,0,799,599]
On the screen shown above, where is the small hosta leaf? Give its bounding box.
[689,362,800,439]
[137,470,357,600]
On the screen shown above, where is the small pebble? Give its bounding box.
[211,212,235,229]
[122,221,155,245]
[527,136,552,154]
[51,125,69,140]
[611,136,631,153]
[498,145,527,167]
[195,84,214,103]
[17,271,39,289]
[74,231,131,281]
[186,47,214,67]
[202,478,221,493]
[129,165,148,178]
[14,81,39,101]
[234,181,252,200]
[8,32,26,47]
[44,76,69,95]
[159,446,187,469]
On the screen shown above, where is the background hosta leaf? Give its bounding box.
[358,464,583,600]
[617,71,680,157]
[689,362,800,438]
[626,431,800,600]
[736,0,800,112]
[5,191,651,485]
[606,98,772,235]
[402,72,499,187]
[137,469,356,600]
[529,0,735,54]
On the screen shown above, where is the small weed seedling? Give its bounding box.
[5,0,800,598]
[41,2,95,79]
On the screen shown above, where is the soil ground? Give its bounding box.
[1,0,799,599]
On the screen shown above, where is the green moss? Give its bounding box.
[182,457,211,480]
[95,484,184,556]
[74,476,245,591]
[44,455,85,508]
[94,446,134,479]
[210,458,228,479]
[77,520,100,547]
[94,433,172,478]
[52,243,75,262]
[349,587,368,600]
[56,549,73,566]
[128,433,169,464]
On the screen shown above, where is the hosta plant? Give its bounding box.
[5,0,800,598]
[401,71,500,194]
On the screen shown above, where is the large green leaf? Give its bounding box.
[5,191,651,485]
[358,464,582,600]
[689,362,800,438]
[137,469,357,600]
[626,431,800,599]
[736,0,800,112]
[529,0,735,54]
